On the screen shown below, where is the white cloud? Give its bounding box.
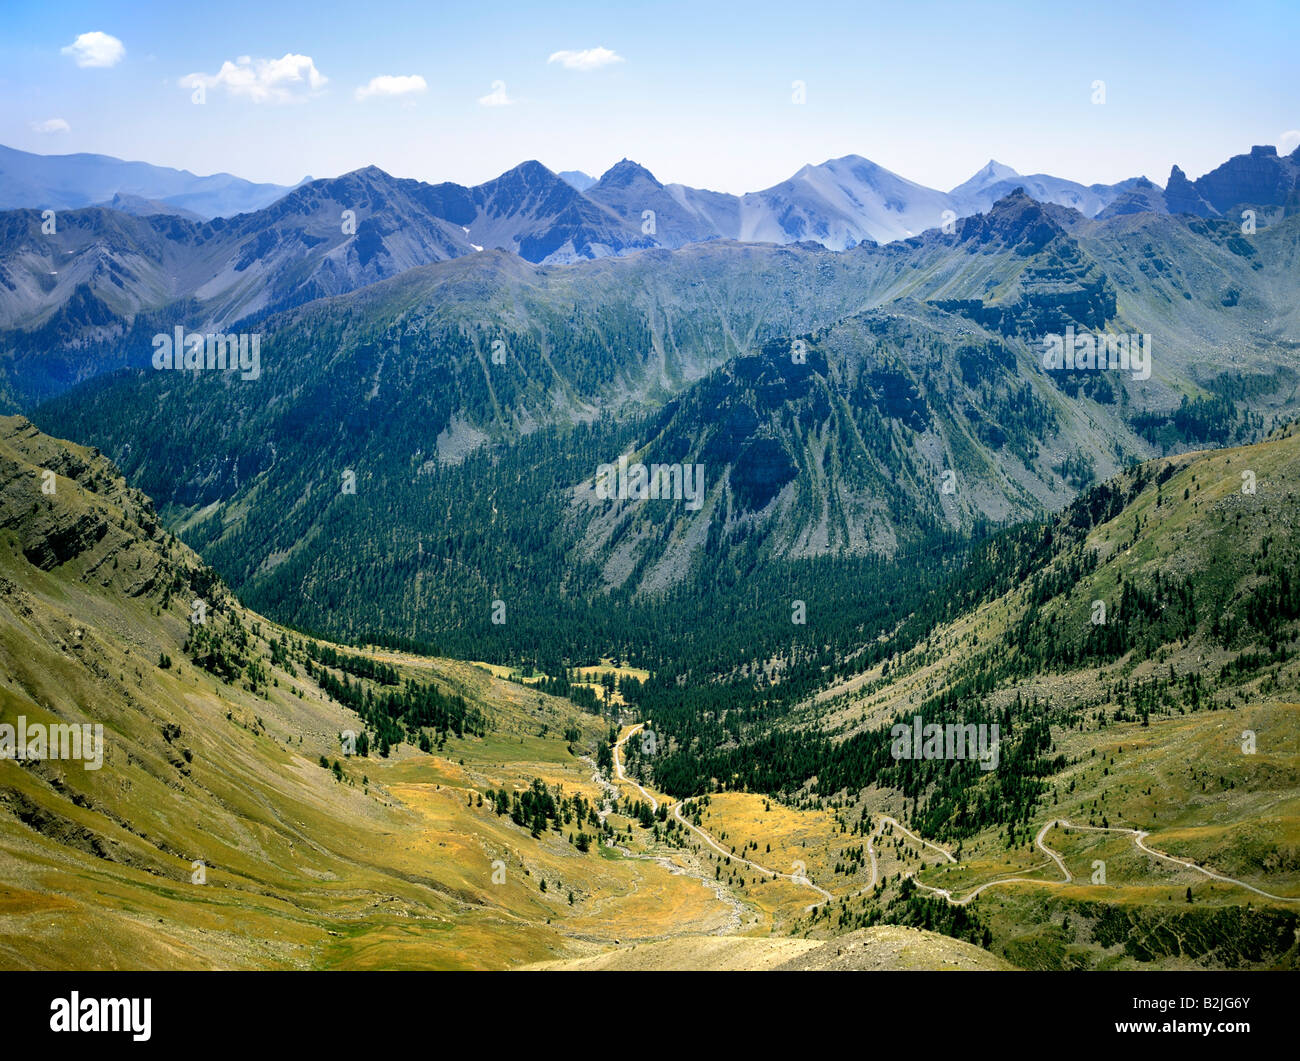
[61,31,125,68]
[478,81,513,107]
[180,53,327,104]
[31,118,71,134]
[1280,130,1300,155]
[356,74,427,101]
[547,47,623,72]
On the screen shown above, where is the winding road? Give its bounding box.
[613,725,834,903]
[911,818,1300,906]
[612,724,659,812]
[610,725,1300,912]
[803,812,959,912]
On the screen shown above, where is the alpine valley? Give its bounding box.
[1,139,1299,971]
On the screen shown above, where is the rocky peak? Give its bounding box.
[1164,164,1216,216]
[596,159,662,190]
[958,189,1064,253]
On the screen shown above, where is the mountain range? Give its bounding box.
[1,142,1296,410]
[2,143,1296,347]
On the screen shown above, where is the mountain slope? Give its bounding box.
[633,427,1300,967]
[0,415,1029,971]
[737,155,951,247]
[0,415,746,969]
[29,197,1300,661]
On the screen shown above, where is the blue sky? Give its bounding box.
[2,0,1296,193]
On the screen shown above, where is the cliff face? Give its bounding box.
[1194,145,1300,214]
[1164,165,1216,217]
[1165,146,1300,218]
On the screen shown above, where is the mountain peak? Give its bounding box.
[979,158,1018,180]
[558,169,595,191]
[596,159,662,189]
[958,188,1064,252]
[950,159,1020,195]
[339,164,394,183]
[495,159,562,186]
[804,154,878,176]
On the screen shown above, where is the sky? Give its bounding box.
[1,0,1296,195]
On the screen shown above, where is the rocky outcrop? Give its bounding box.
[16,508,109,570]
[1193,145,1299,213]
[957,189,1064,254]
[932,223,1115,337]
[1164,146,1300,217]
[1163,164,1217,216]
[0,415,161,574]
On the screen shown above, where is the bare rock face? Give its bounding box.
[1163,165,1216,217]
[18,508,109,571]
[1165,146,1300,218]
[957,188,1064,254]
[1194,145,1298,214]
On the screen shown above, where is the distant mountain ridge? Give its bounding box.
[6,141,1297,266]
[1,142,1297,407]
[0,144,304,219]
[558,170,596,191]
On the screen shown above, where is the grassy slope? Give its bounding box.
[0,415,737,969]
[775,425,1300,967]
